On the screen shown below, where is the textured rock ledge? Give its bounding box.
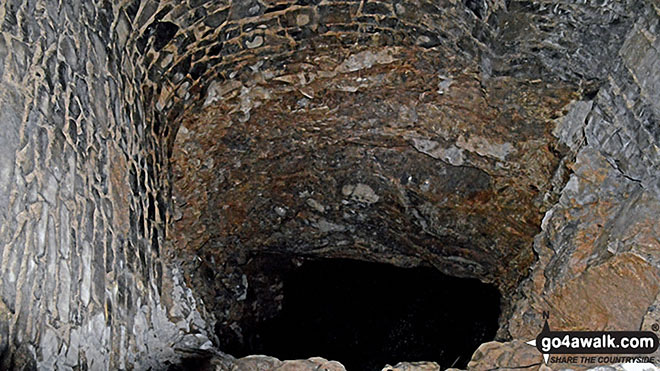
[177,351,659,371]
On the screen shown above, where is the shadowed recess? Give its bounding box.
[226,259,501,370]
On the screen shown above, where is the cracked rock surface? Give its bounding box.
[169,2,660,368]
[0,0,658,369]
[171,41,579,345]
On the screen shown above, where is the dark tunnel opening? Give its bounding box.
[224,258,501,370]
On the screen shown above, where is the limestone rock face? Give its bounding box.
[167,0,586,347]
[171,44,578,339]
[508,3,660,340]
[167,2,660,367]
[0,0,658,369]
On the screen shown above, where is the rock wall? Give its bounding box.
[0,0,658,370]
[0,1,214,369]
[509,0,660,339]
[489,0,660,367]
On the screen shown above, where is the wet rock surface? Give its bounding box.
[0,0,658,369]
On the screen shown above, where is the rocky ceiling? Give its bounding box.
[157,0,657,358]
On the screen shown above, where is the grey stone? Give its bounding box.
[57,260,71,322]
[39,327,60,369]
[456,135,515,162]
[553,100,592,151]
[35,202,49,257]
[0,90,20,223]
[0,35,6,81]
[344,183,380,204]
[306,198,325,213]
[80,241,91,307]
[335,48,398,73]
[45,215,59,316]
[59,36,78,71]
[411,138,465,166]
[64,328,80,367]
[205,9,229,28]
[245,34,263,49]
[0,0,658,370]
[274,206,286,217]
[115,10,131,48]
[314,218,346,233]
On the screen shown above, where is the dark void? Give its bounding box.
[235,258,501,370]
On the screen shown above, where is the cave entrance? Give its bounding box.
[226,258,501,370]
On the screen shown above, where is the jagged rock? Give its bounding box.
[382,361,441,371]
[467,340,542,371]
[641,293,660,361]
[0,0,659,369]
[224,355,346,371]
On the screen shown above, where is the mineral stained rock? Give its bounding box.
[0,0,658,369]
[171,31,579,350]
[167,0,660,369]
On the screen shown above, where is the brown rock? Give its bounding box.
[227,355,346,371]
[231,355,283,370]
[467,340,542,371]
